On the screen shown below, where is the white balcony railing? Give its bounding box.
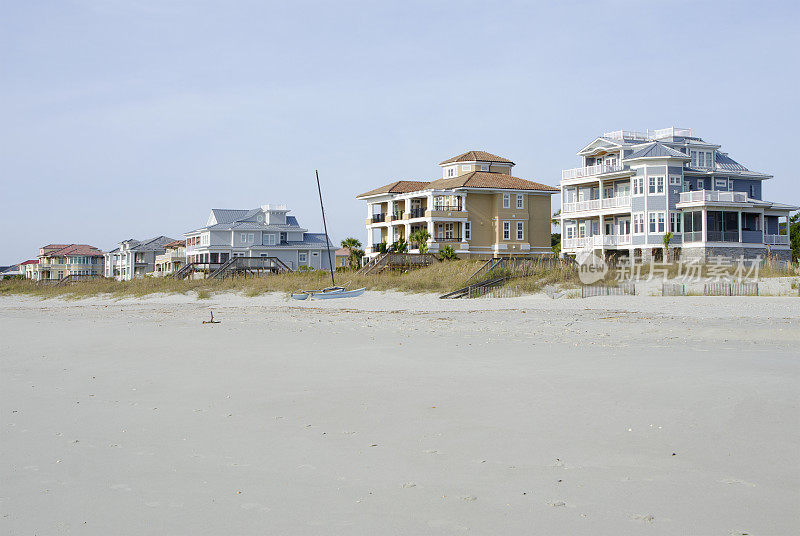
[602,196,631,209]
[764,234,790,245]
[562,196,631,214]
[679,190,749,204]
[563,235,632,250]
[561,163,627,180]
[562,199,601,213]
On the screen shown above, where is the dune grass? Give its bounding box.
[1,257,796,300]
[0,261,488,299]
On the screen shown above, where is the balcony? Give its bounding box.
[369,213,386,223]
[408,208,426,218]
[561,163,627,180]
[433,204,462,211]
[679,190,749,204]
[562,196,631,214]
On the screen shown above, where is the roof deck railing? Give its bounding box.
[602,127,692,141]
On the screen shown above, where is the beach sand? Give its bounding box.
[1,292,798,535]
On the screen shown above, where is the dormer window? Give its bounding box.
[480,164,489,171]
[461,165,471,172]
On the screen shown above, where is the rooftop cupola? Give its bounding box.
[438,150,515,179]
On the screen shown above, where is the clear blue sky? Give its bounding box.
[1,0,798,264]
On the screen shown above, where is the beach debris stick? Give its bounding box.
[202,311,221,324]
[315,170,336,288]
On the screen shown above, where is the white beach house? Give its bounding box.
[184,204,336,273]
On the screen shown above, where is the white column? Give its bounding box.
[405,198,411,216]
[599,214,605,252]
[701,208,707,242]
[737,211,742,243]
[760,212,765,243]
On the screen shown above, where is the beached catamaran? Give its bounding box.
[291,172,365,300]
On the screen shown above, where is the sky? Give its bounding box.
[1,0,799,264]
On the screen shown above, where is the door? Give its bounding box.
[619,217,631,235]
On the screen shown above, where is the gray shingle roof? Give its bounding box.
[128,236,178,251]
[626,142,690,160]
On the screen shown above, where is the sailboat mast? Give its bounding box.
[315,170,336,288]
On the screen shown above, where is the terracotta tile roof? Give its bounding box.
[427,171,559,192]
[439,150,515,165]
[163,239,187,249]
[356,180,431,198]
[42,244,104,257]
[20,259,39,265]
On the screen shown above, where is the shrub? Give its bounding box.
[439,245,457,261]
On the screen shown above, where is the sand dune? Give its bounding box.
[1,292,798,535]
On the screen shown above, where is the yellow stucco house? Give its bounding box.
[30,244,105,281]
[356,150,558,259]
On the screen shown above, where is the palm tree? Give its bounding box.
[551,209,561,228]
[340,237,364,270]
[662,231,674,262]
[409,229,431,253]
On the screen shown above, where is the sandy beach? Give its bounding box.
[1,291,799,535]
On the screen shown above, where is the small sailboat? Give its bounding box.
[291,171,365,301]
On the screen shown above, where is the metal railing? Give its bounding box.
[408,208,425,218]
[371,213,386,223]
[432,205,463,211]
[561,163,627,180]
[433,236,463,242]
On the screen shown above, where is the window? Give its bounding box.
[461,165,471,172]
[578,223,586,238]
[669,175,681,186]
[516,221,524,240]
[264,234,276,246]
[240,233,247,244]
[503,221,511,240]
[480,164,489,171]
[444,222,454,239]
[464,222,471,240]
[683,180,691,192]
[502,193,511,208]
[516,194,524,209]
[650,177,664,193]
[248,233,254,243]
[749,184,756,198]
[649,212,665,233]
[566,226,574,239]
[670,212,682,233]
[447,168,455,177]
[728,180,734,191]
[633,177,644,195]
[299,252,308,263]
[714,178,728,190]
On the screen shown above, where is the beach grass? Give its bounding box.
[1,258,796,299]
